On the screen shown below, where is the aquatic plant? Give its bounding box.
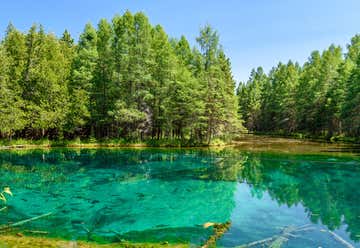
[0,186,53,233]
[0,187,12,203]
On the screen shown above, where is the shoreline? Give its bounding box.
[0,142,229,150]
[0,234,188,248]
[0,138,235,150]
[0,135,359,153]
[250,132,360,144]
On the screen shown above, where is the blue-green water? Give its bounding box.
[0,147,360,247]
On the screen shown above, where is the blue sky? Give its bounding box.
[1,0,360,83]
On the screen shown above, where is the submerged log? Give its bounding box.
[328,231,354,248]
[24,230,49,235]
[0,212,53,231]
[236,224,314,248]
[269,236,288,248]
[237,236,275,248]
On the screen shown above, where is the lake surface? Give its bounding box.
[0,139,360,247]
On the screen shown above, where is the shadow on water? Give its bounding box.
[0,142,359,247]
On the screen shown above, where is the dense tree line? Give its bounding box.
[0,11,243,143]
[238,36,360,140]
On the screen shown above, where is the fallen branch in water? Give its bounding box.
[237,236,275,248]
[269,236,288,248]
[0,207,7,212]
[110,230,127,243]
[0,212,53,231]
[24,230,49,235]
[111,230,122,237]
[80,225,94,241]
[328,230,354,248]
[236,224,315,248]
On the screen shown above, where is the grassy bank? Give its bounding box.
[0,137,230,149]
[1,134,359,151]
[251,131,360,144]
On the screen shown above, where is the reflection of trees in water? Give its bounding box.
[171,149,360,242]
[238,153,360,241]
[0,148,248,184]
[1,149,360,241]
[0,149,239,243]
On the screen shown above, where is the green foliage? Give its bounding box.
[342,56,360,137]
[0,43,26,137]
[238,36,360,140]
[66,23,98,135]
[237,67,267,130]
[0,13,243,144]
[196,25,243,143]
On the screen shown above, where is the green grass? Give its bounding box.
[1,133,358,150]
[0,137,216,149]
[0,138,51,147]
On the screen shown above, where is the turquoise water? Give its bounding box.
[0,148,360,247]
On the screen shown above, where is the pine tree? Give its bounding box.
[165,64,203,140]
[323,60,352,137]
[238,67,267,131]
[174,36,193,69]
[0,43,25,138]
[111,11,134,104]
[196,25,243,142]
[342,57,360,136]
[92,19,114,137]
[166,37,205,140]
[271,61,299,132]
[217,51,244,138]
[150,25,176,138]
[295,51,322,132]
[17,25,70,138]
[67,23,98,136]
[110,12,149,139]
[2,23,27,96]
[342,36,360,137]
[129,12,154,138]
[0,13,246,143]
[312,45,343,134]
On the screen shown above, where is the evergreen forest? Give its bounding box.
[0,11,242,144]
[237,36,360,141]
[1,11,360,144]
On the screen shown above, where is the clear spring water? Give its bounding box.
[0,147,360,247]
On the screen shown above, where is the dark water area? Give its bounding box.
[0,141,359,247]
